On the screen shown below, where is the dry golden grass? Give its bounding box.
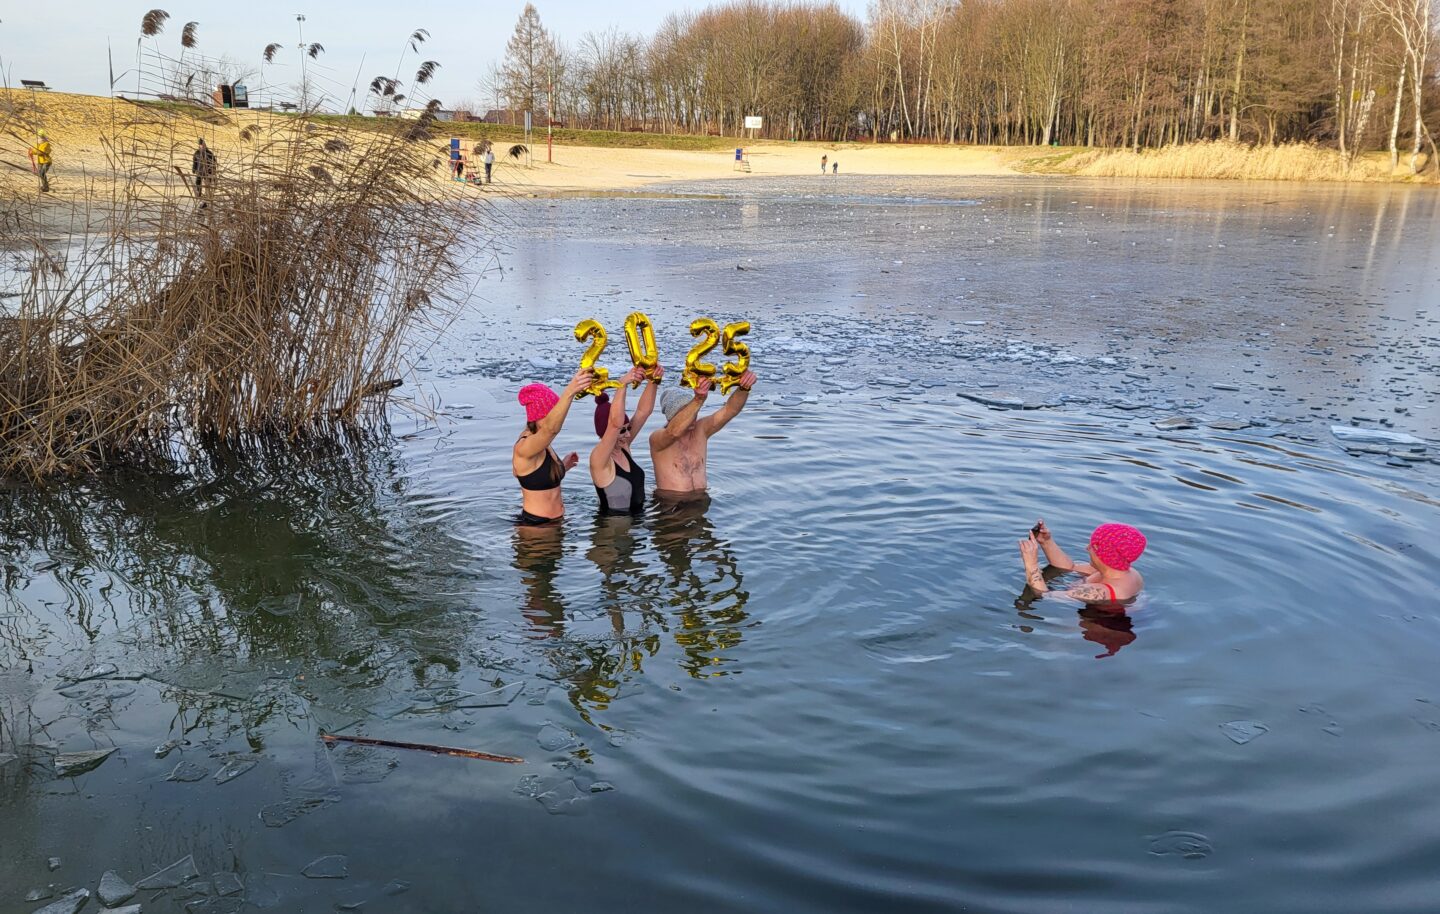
[1034,140,1425,183]
[1,89,486,480]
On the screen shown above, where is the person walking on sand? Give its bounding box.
[192,138,217,204]
[27,130,52,193]
[649,370,758,499]
[483,144,495,184]
[820,154,827,175]
[832,161,838,175]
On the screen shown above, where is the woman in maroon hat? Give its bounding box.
[1018,519,1146,604]
[589,365,664,515]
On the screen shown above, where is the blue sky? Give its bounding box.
[2,1,870,110]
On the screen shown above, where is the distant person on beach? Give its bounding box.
[513,369,593,525]
[27,130,52,193]
[1019,520,1146,604]
[192,138,216,202]
[483,145,495,183]
[832,161,838,175]
[650,370,758,498]
[590,366,664,514]
[820,154,827,174]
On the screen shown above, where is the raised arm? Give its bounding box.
[651,378,710,453]
[699,370,757,437]
[516,368,592,459]
[1034,519,1095,574]
[590,369,640,482]
[628,366,664,438]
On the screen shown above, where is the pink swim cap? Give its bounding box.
[593,391,629,438]
[518,383,559,424]
[1089,523,1147,571]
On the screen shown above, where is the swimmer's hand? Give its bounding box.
[1032,518,1052,543]
[564,369,595,396]
[1018,535,1040,564]
[649,364,665,383]
[562,451,579,471]
[694,377,713,400]
[1019,534,1048,593]
[737,369,757,391]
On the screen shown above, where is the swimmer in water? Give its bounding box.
[590,365,664,515]
[650,370,757,499]
[512,368,594,525]
[1019,520,1146,604]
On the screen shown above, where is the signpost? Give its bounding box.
[744,115,762,141]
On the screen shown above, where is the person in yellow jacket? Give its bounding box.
[27,130,52,193]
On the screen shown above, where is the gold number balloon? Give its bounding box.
[681,318,720,389]
[717,321,752,394]
[574,318,622,399]
[623,311,659,387]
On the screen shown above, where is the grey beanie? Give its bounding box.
[661,388,691,421]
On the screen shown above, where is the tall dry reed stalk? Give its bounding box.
[1,61,482,480]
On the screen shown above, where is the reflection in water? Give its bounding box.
[508,496,751,723]
[652,495,750,679]
[1077,606,1136,658]
[513,521,568,639]
[0,439,477,714]
[1016,569,1138,659]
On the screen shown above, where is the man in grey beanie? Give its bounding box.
[649,369,758,497]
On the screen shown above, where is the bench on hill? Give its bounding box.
[21,80,51,91]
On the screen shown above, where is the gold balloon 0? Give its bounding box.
[623,311,659,387]
[573,318,622,399]
[717,320,752,394]
[681,318,720,389]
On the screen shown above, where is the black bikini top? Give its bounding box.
[517,444,565,491]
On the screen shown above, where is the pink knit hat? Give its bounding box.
[1089,523,1147,571]
[518,383,559,423]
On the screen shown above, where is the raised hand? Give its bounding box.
[565,368,595,395]
[1033,519,1052,544]
[562,451,579,471]
[695,377,713,399]
[737,369,757,391]
[650,364,666,382]
[620,366,645,387]
[1018,535,1040,565]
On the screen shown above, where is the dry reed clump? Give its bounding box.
[1,98,482,480]
[1058,140,1402,182]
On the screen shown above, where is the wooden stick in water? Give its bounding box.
[321,732,524,764]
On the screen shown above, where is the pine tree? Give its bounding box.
[501,3,560,115]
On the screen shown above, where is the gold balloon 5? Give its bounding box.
[717,321,752,394]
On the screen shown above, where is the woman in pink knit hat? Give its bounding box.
[512,368,593,525]
[1018,520,1146,604]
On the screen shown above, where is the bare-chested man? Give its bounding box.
[649,371,758,497]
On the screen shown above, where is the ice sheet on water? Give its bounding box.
[167,761,209,782]
[136,854,201,889]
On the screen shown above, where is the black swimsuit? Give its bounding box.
[515,444,566,526]
[595,449,645,515]
[517,445,565,491]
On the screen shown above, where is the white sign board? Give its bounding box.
[744,116,763,130]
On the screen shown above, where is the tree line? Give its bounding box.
[479,0,1436,170]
